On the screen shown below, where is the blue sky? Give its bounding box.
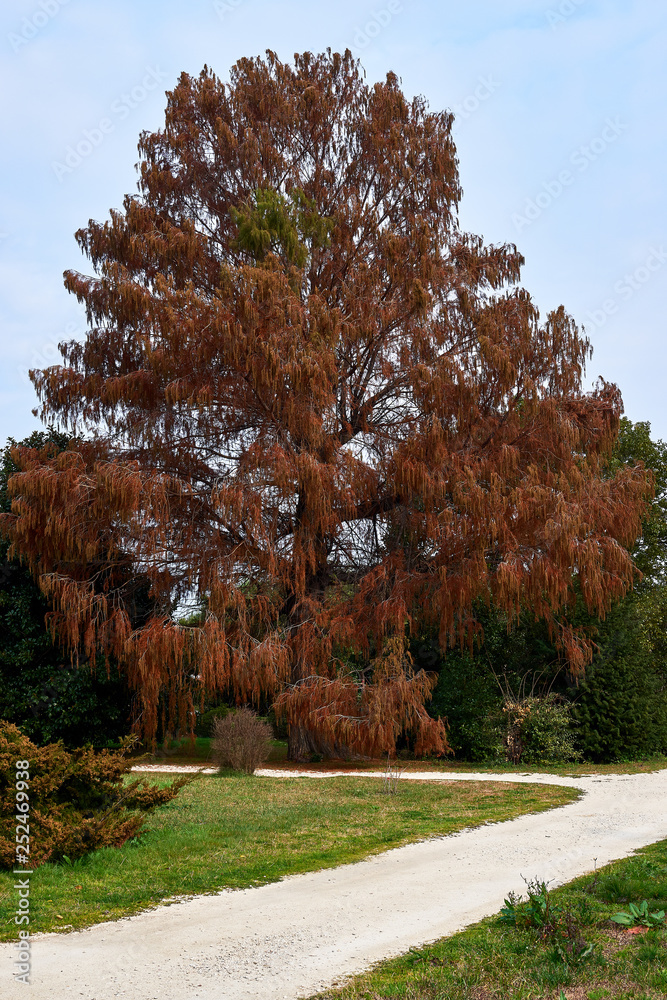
[1,0,665,446]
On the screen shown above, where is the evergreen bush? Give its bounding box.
[571,591,667,762]
[572,656,667,761]
[0,722,192,868]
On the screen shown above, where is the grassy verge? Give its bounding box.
[395,758,667,777]
[137,738,667,776]
[0,775,577,940]
[250,760,667,777]
[312,838,667,1000]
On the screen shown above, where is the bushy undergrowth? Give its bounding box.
[211,707,273,773]
[502,693,582,765]
[0,722,193,868]
[194,704,230,738]
[429,656,581,765]
[425,589,667,764]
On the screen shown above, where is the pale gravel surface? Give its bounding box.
[2,767,667,1000]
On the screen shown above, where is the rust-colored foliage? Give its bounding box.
[0,722,192,868]
[2,50,651,759]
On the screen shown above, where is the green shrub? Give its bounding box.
[572,655,667,761]
[427,651,502,761]
[194,705,230,738]
[502,694,581,765]
[571,591,667,762]
[0,722,193,868]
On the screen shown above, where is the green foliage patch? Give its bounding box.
[0,432,134,748]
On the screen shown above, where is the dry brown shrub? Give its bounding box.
[211,708,273,774]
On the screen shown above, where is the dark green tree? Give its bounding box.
[571,594,667,761]
[427,420,667,761]
[0,433,133,746]
[569,420,667,760]
[609,418,667,585]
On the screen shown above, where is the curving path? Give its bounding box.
[2,767,666,1000]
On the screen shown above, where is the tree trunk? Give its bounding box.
[287,723,319,762]
[287,723,358,762]
[505,723,523,765]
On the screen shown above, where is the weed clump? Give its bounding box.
[500,877,595,966]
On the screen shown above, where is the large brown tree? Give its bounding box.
[4,50,651,759]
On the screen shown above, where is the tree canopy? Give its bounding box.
[0,432,147,747]
[2,49,651,758]
[609,418,667,585]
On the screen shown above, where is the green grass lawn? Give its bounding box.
[0,774,577,940]
[311,838,667,1000]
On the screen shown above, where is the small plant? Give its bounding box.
[500,878,560,935]
[553,907,594,965]
[584,857,600,895]
[499,890,523,923]
[211,707,273,774]
[500,877,593,966]
[381,755,405,795]
[610,900,666,928]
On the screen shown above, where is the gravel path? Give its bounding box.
[2,767,666,1000]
